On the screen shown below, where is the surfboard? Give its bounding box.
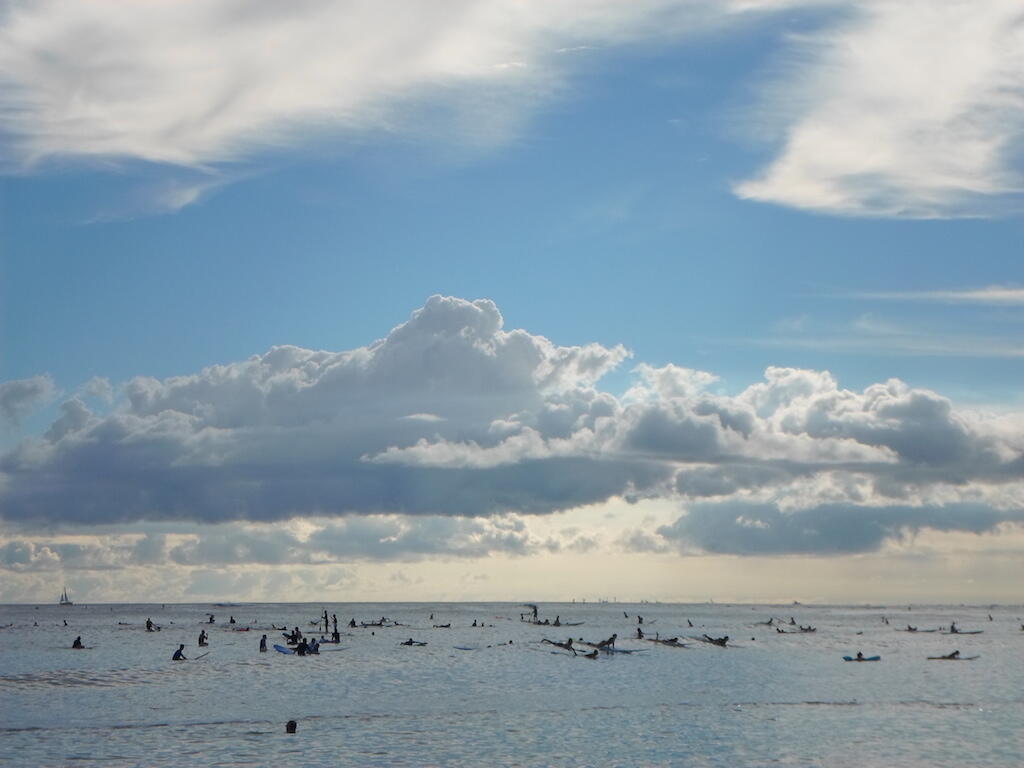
[842,655,880,661]
[942,630,983,635]
[927,655,980,661]
[273,644,295,654]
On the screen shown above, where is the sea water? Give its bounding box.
[1,602,1021,767]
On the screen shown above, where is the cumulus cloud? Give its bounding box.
[1,1,1020,217]
[2,295,1023,558]
[0,375,55,427]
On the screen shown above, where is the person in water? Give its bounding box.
[146,618,155,632]
[259,634,267,652]
[907,625,917,632]
[553,616,560,627]
[208,614,215,624]
[583,649,599,659]
[295,638,309,656]
[349,618,357,628]
[198,630,208,647]
[949,621,959,634]
[855,651,864,660]
[401,638,426,646]
[172,644,187,661]
[703,634,729,647]
[943,650,961,659]
[542,638,576,655]
[229,616,235,624]
[72,636,84,649]
[636,628,644,639]
[332,614,338,634]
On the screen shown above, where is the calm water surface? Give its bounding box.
[1,602,1022,766]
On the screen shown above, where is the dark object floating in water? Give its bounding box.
[843,655,880,662]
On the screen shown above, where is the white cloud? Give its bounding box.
[2,295,1023,559]
[854,286,1024,304]
[3,1,1018,217]
[735,0,1024,217]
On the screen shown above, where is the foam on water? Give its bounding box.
[0,602,1021,766]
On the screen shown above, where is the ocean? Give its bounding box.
[1,601,1021,767]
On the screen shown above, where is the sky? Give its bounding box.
[1,0,1024,604]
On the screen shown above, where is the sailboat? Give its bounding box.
[59,586,73,606]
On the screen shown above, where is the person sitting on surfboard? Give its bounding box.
[172,644,187,661]
[72,636,84,649]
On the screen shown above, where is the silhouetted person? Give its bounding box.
[172,644,187,661]
[286,720,297,734]
[260,634,267,652]
[72,636,83,649]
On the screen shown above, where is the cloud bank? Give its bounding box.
[3,295,1023,563]
[1,0,1021,216]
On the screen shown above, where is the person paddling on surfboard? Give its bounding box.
[541,638,576,655]
[172,644,187,661]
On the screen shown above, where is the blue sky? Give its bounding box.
[2,1,1024,602]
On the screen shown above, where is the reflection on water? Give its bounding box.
[0,602,1020,766]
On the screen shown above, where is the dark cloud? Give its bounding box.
[0,375,55,427]
[658,501,1024,555]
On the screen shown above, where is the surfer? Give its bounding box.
[349,618,357,628]
[208,614,215,624]
[401,638,426,646]
[583,649,599,659]
[703,634,729,647]
[331,629,340,643]
[72,636,84,649]
[687,619,693,628]
[229,616,235,624]
[636,628,644,639]
[541,638,576,655]
[145,618,155,632]
[332,614,338,634]
[907,625,917,632]
[260,634,267,652]
[855,651,864,661]
[942,650,960,659]
[533,606,538,620]
[295,638,309,656]
[172,644,187,661]
[949,622,959,634]
[198,630,208,647]
[597,633,617,649]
